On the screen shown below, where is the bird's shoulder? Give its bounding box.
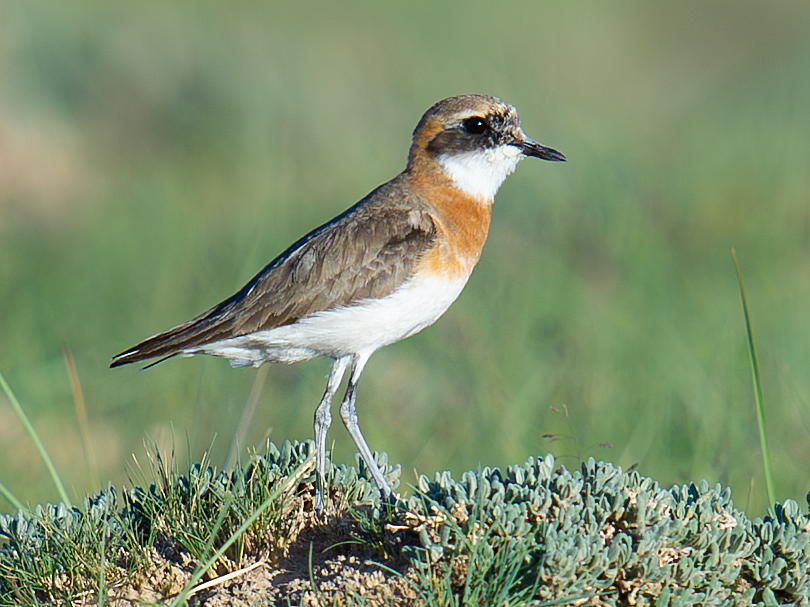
[216,174,439,334]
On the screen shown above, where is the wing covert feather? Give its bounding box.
[110,181,437,366]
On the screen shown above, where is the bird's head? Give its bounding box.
[408,94,565,201]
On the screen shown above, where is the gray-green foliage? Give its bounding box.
[0,440,395,603]
[405,455,810,605]
[0,486,132,602]
[1,442,808,605]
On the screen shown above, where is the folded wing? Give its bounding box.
[111,183,437,367]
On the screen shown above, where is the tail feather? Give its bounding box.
[110,308,233,368]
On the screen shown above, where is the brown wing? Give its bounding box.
[110,179,437,367]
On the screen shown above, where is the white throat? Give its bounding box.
[438,145,524,201]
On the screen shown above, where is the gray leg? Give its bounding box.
[314,355,351,510]
[339,354,393,498]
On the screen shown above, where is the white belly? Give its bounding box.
[190,272,470,367]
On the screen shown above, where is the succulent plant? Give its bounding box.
[1,442,808,605]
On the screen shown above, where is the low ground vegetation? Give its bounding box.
[1,440,809,605]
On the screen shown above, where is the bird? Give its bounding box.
[111,94,565,509]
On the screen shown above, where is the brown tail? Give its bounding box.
[110,306,233,368]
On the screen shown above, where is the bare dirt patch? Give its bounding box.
[101,502,423,606]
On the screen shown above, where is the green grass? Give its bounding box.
[0,0,809,519]
[0,370,70,507]
[0,362,807,603]
[2,434,808,605]
[733,248,776,511]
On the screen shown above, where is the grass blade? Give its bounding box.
[0,369,72,508]
[63,346,101,489]
[225,363,269,471]
[0,478,24,511]
[169,451,315,606]
[731,248,776,509]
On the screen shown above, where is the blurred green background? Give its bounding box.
[1,1,808,516]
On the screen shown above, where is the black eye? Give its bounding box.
[463,117,488,134]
